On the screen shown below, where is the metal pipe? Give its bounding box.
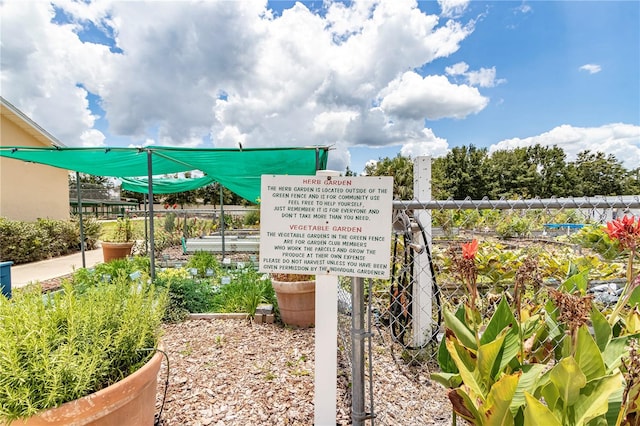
[352,277,366,425]
[393,196,640,210]
[75,171,86,268]
[367,277,376,425]
[147,150,155,280]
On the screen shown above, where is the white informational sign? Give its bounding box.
[259,175,393,279]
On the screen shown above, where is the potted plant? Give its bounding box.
[270,273,315,328]
[101,217,137,262]
[0,266,168,425]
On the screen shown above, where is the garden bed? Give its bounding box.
[32,247,453,424]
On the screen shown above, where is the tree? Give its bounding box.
[526,144,572,197]
[196,182,244,207]
[622,167,640,194]
[343,166,357,177]
[364,154,413,199]
[69,173,115,200]
[488,147,539,198]
[571,150,626,196]
[435,146,492,199]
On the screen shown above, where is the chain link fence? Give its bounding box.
[337,195,640,425]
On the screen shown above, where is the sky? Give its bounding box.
[1,0,639,175]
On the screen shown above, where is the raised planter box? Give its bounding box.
[183,236,260,254]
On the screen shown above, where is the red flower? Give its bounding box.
[461,239,479,260]
[172,203,178,209]
[605,215,640,250]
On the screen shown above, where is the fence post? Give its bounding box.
[351,277,366,425]
[412,156,433,347]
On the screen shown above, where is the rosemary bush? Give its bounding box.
[0,277,167,422]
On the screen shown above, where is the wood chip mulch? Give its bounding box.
[155,319,453,426]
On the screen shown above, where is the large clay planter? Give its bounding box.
[101,241,134,262]
[16,349,163,426]
[272,279,315,328]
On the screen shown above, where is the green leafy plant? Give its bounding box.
[103,217,135,242]
[186,251,222,278]
[496,214,534,239]
[0,277,167,422]
[213,267,276,317]
[434,236,639,425]
[69,257,149,293]
[0,217,101,264]
[244,207,260,226]
[154,268,216,322]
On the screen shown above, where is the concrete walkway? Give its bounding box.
[10,249,104,289]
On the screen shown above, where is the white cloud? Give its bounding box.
[446,61,506,87]
[438,0,470,18]
[579,64,602,74]
[379,71,489,120]
[0,0,480,170]
[400,128,450,158]
[9,0,614,176]
[489,123,640,169]
[0,1,110,146]
[514,2,532,14]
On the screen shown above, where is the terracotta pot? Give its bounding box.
[271,279,315,328]
[101,241,134,262]
[17,349,163,426]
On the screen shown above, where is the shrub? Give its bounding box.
[163,212,177,233]
[0,217,102,264]
[154,268,216,322]
[244,208,260,226]
[496,214,533,238]
[0,277,167,422]
[0,218,50,263]
[69,257,150,294]
[186,251,221,278]
[36,218,78,257]
[572,224,622,260]
[73,216,102,250]
[213,266,276,316]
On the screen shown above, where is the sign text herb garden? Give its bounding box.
[259,175,393,279]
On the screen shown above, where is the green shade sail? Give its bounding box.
[0,146,329,202]
[119,175,218,195]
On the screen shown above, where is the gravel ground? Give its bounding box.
[155,319,453,426]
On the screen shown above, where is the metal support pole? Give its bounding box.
[220,184,225,260]
[147,150,156,280]
[352,277,366,426]
[143,194,148,255]
[75,172,86,268]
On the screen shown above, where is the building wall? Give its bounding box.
[0,117,69,221]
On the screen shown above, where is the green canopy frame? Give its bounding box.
[1,145,329,278]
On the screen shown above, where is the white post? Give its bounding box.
[314,169,339,425]
[314,274,338,425]
[412,156,433,347]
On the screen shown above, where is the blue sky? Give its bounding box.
[1,0,638,175]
